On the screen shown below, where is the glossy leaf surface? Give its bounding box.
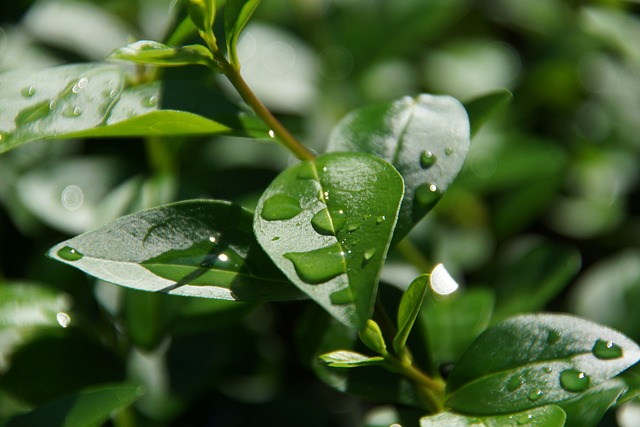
[0,63,261,153]
[463,89,513,138]
[420,405,566,427]
[254,152,404,329]
[47,200,299,301]
[319,350,385,368]
[447,314,640,414]
[225,0,262,67]
[326,94,469,242]
[2,384,142,427]
[109,40,217,68]
[393,274,428,355]
[559,378,627,427]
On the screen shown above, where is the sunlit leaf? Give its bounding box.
[254,152,404,329]
[109,40,218,68]
[2,383,142,427]
[393,274,428,355]
[447,314,640,414]
[326,94,469,243]
[47,200,300,302]
[319,350,385,368]
[559,378,627,427]
[225,0,262,67]
[420,405,566,427]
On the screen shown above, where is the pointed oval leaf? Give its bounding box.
[319,350,385,368]
[0,64,264,153]
[358,319,387,354]
[464,89,513,138]
[254,152,404,329]
[47,200,300,302]
[446,314,640,414]
[225,0,262,67]
[559,378,627,427]
[393,274,429,355]
[326,94,469,242]
[185,0,216,33]
[420,405,566,427]
[2,383,143,427]
[109,40,218,68]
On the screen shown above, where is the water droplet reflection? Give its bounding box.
[429,264,459,295]
[56,312,71,328]
[560,369,590,392]
[57,246,84,261]
[21,86,36,97]
[592,339,623,359]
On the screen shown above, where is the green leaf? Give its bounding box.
[109,40,218,68]
[253,152,404,329]
[326,94,469,243]
[2,383,142,427]
[0,63,263,153]
[47,200,300,302]
[446,314,640,414]
[420,405,566,427]
[559,378,627,427]
[185,0,216,33]
[463,89,513,138]
[358,319,387,355]
[319,350,385,368]
[422,288,495,365]
[393,274,429,356]
[225,0,262,68]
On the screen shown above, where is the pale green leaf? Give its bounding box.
[109,40,217,68]
[225,0,262,67]
[393,274,429,356]
[358,319,387,354]
[420,405,566,427]
[319,350,385,368]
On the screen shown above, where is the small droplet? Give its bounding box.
[419,150,437,168]
[109,89,118,98]
[517,414,534,425]
[209,236,217,243]
[49,100,58,111]
[21,86,36,97]
[284,243,346,284]
[363,248,376,262]
[62,106,82,117]
[560,369,590,392]
[56,312,71,328]
[272,236,280,241]
[323,191,330,201]
[57,246,84,261]
[506,375,523,392]
[592,339,623,360]
[543,367,552,373]
[376,215,386,224]
[268,129,276,138]
[445,147,454,156]
[260,194,303,220]
[415,183,442,210]
[330,287,353,305]
[347,222,361,232]
[527,390,543,401]
[142,95,158,107]
[547,330,561,345]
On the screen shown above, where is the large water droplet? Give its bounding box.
[72,77,89,94]
[261,194,303,220]
[547,330,561,345]
[419,150,437,168]
[592,339,623,360]
[330,287,353,305]
[284,243,346,284]
[527,390,543,401]
[57,246,84,261]
[62,106,82,118]
[415,183,442,210]
[21,86,36,97]
[560,369,590,392]
[506,375,523,392]
[311,206,347,236]
[363,248,376,263]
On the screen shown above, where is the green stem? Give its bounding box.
[386,355,446,413]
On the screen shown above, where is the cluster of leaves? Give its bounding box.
[1,0,640,426]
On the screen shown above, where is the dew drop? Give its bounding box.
[260,194,303,220]
[109,89,118,98]
[560,369,590,392]
[363,248,376,263]
[57,246,84,261]
[415,183,442,209]
[49,100,58,111]
[592,339,623,360]
[21,86,36,97]
[506,374,523,392]
[284,243,346,284]
[208,236,217,243]
[330,287,353,305]
[547,330,561,345]
[56,312,71,328]
[142,95,158,107]
[62,106,82,117]
[445,147,454,156]
[268,129,276,138]
[311,206,348,236]
[272,236,280,241]
[419,150,437,168]
[527,390,543,401]
[517,414,534,425]
[347,222,361,232]
[376,215,386,224]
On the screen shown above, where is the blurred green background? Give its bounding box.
[0,0,639,425]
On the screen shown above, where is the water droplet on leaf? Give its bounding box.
[21,86,36,97]
[142,95,158,107]
[592,339,623,360]
[363,248,376,262]
[284,243,346,284]
[62,106,82,117]
[268,129,276,138]
[57,246,84,261]
[261,194,303,220]
[347,222,361,232]
[330,287,353,305]
[415,183,442,210]
[376,215,386,224]
[560,369,590,392]
[56,312,71,328]
[547,330,561,345]
[506,375,523,392]
[445,147,454,156]
[517,414,534,425]
[527,390,543,401]
[419,150,437,168]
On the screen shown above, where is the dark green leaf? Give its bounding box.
[446,314,640,414]
[326,94,469,243]
[464,89,513,138]
[393,274,428,356]
[47,200,300,302]
[422,288,495,365]
[225,0,262,67]
[559,378,627,427]
[109,40,217,68]
[2,383,142,427]
[0,64,263,153]
[254,152,404,329]
[319,350,385,368]
[420,405,566,427]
